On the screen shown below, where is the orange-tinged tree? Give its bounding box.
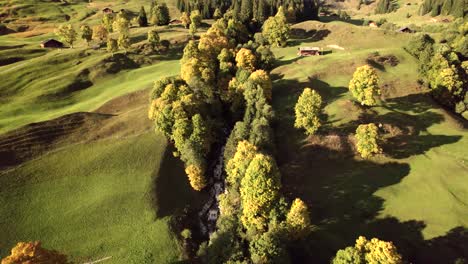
[236,48,257,71]
[185,164,207,191]
[2,241,68,264]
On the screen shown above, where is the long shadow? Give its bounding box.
[151,144,206,218]
[289,29,331,45]
[272,76,467,263]
[282,144,411,262]
[271,76,347,164]
[319,16,365,26]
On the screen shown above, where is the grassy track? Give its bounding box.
[0,132,202,262]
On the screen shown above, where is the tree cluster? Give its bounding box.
[419,0,466,18]
[405,20,468,120]
[332,236,403,264]
[374,0,399,14]
[176,0,321,22]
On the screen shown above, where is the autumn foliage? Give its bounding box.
[349,65,381,106]
[355,123,381,159]
[1,241,68,264]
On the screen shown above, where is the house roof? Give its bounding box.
[299,47,320,51]
[41,39,63,44]
[397,26,411,32]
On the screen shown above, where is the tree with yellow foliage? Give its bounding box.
[92,25,108,44]
[241,153,281,235]
[294,88,322,135]
[332,236,403,264]
[185,164,207,191]
[262,7,290,47]
[349,65,381,106]
[286,198,312,240]
[355,123,381,159]
[1,241,68,264]
[180,12,191,29]
[249,70,272,101]
[236,48,257,72]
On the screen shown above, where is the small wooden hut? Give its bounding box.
[102,7,114,14]
[298,47,321,56]
[40,39,64,48]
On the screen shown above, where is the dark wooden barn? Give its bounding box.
[40,39,64,48]
[298,47,321,56]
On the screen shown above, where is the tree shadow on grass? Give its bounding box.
[271,76,348,164]
[151,144,207,218]
[319,16,365,27]
[273,77,467,263]
[283,143,467,263]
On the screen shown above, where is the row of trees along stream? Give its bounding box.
[148,7,313,263]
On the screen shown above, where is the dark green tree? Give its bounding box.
[138,6,148,27]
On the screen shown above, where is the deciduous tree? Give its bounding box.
[286,198,312,239]
[332,236,403,264]
[118,33,131,54]
[92,25,108,44]
[349,65,381,106]
[102,13,114,32]
[185,164,207,191]
[190,10,203,27]
[80,24,92,46]
[1,241,68,264]
[262,7,290,47]
[148,29,160,49]
[294,88,322,135]
[56,24,77,48]
[236,48,257,71]
[181,12,191,28]
[355,123,381,159]
[241,153,281,234]
[107,38,118,56]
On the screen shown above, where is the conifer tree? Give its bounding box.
[138,6,148,27]
[286,198,312,240]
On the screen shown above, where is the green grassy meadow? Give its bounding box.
[0,0,467,262]
[0,132,204,263]
[271,20,468,263]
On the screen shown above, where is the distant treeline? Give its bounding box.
[176,0,321,22]
[419,0,467,18]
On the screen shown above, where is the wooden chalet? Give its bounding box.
[369,21,378,28]
[396,26,413,33]
[102,7,114,14]
[298,47,321,56]
[40,39,64,48]
[169,19,182,25]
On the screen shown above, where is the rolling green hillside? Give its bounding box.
[0,0,466,263]
[271,20,468,263]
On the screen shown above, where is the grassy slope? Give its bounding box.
[0,131,202,263]
[0,0,187,134]
[0,0,192,262]
[272,20,468,262]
